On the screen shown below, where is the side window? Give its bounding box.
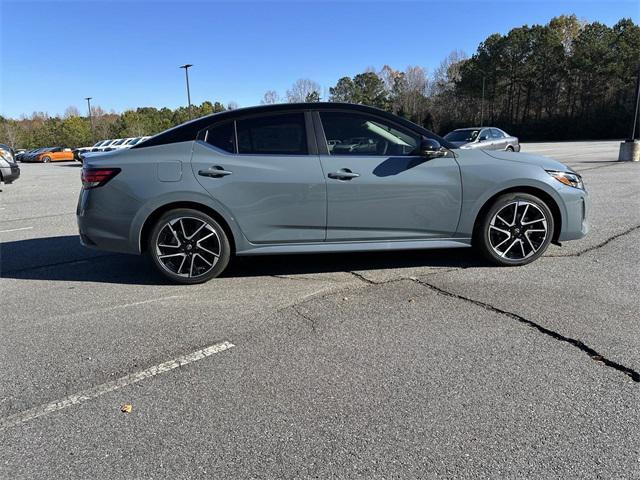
[236,113,307,155]
[478,129,490,141]
[204,122,235,153]
[490,128,503,139]
[320,111,419,156]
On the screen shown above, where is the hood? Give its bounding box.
[449,141,468,147]
[482,150,573,173]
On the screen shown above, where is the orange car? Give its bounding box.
[34,147,74,162]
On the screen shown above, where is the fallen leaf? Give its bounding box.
[121,404,133,413]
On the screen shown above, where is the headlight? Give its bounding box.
[546,170,584,189]
[0,149,15,164]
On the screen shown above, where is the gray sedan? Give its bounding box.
[77,103,587,284]
[444,127,521,151]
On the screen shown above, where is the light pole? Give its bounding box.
[85,97,94,142]
[618,65,640,161]
[179,64,193,119]
[480,75,486,127]
[629,66,640,142]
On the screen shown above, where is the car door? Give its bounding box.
[477,128,494,149]
[315,110,462,241]
[191,111,327,244]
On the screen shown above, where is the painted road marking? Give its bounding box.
[0,341,235,430]
[0,226,33,233]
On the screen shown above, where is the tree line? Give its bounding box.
[1,15,638,149]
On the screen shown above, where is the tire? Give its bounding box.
[505,146,514,152]
[475,192,554,266]
[42,156,51,163]
[148,208,231,284]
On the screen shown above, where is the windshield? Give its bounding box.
[444,130,479,142]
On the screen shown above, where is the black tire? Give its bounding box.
[475,192,554,266]
[148,208,231,284]
[42,156,51,163]
[505,146,514,152]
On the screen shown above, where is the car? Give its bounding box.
[0,144,20,184]
[77,102,588,284]
[33,147,74,162]
[444,127,520,151]
[20,147,49,162]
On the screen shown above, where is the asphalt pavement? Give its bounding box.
[1,141,639,479]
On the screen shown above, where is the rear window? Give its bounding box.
[236,113,307,155]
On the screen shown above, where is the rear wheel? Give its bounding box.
[148,208,231,284]
[475,193,554,266]
[42,156,51,163]
[505,146,514,152]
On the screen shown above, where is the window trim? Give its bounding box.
[313,109,422,157]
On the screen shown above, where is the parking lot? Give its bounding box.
[1,141,639,478]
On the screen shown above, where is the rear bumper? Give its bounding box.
[1,164,20,184]
[76,188,139,254]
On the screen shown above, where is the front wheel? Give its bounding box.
[148,208,231,284]
[42,156,51,163]
[475,193,554,266]
[505,146,514,152]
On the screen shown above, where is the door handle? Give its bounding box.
[328,169,359,180]
[199,166,232,178]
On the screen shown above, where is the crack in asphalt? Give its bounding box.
[278,270,640,383]
[410,277,640,383]
[549,224,640,257]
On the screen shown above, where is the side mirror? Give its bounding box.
[420,138,446,158]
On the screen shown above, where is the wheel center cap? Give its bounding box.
[186,244,193,251]
[514,227,520,235]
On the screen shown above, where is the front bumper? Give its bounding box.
[557,186,589,241]
[1,164,20,184]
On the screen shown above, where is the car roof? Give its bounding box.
[134,102,454,150]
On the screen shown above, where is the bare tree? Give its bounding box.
[64,106,81,118]
[286,79,321,103]
[227,101,239,110]
[261,90,280,104]
[2,120,21,148]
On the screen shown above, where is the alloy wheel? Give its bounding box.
[155,216,220,278]
[488,200,548,260]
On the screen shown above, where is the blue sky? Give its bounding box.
[1,0,638,118]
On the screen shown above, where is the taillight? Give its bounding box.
[81,168,121,189]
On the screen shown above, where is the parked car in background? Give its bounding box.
[20,148,48,162]
[0,143,20,184]
[78,102,588,284]
[20,147,74,163]
[444,127,520,151]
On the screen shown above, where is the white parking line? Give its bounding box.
[0,340,235,430]
[0,226,33,233]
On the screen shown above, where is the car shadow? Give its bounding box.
[1,235,484,285]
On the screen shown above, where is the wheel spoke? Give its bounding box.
[195,253,213,267]
[490,225,510,235]
[159,253,186,260]
[511,202,518,225]
[185,221,206,240]
[493,235,511,250]
[501,239,518,257]
[521,217,544,226]
[519,239,526,257]
[496,214,512,227]
[198,245,220,258]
